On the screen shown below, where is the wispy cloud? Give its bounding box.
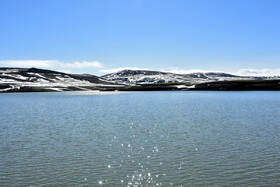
[162,67,223,74]
[0,60,104,69]
[62,61,103,68]
[165,67,280,76]
[99,66,223,75]
[1,60,59,68]
[100,66,224,75]
[99,67,220,75]
[237,68,280,76]
[99,67,150,74]
[1,61,280,77]
[100,66,280,76]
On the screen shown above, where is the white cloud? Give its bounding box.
[237,68,280,76]
[99,66,224,75]
[99,67,150,74]
[167,67,280,76]
[62,61,103,68]
[3,61,279,77]
[100,66,280,77]
[0,60,104,69]
[1,60,59,68]
[163,68,222,74]
[56,69,73,74]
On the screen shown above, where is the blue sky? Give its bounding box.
[0,0,280,75]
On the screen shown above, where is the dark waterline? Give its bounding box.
[0,91,280,186]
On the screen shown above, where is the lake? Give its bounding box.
[0,91,280,186]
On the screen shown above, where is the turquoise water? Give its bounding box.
[0,91,280,186]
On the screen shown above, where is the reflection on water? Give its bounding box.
[0,91,280,186]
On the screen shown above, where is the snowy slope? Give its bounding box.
[101,69,276,84]
[0,68,121,92]
[1,68,279,92]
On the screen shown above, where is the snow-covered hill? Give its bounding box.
[101,69,275,84]
[1,68,279,92]
[0,68,120,92]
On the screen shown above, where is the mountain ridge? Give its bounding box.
[1,67,280,92]
[101,69,275,84]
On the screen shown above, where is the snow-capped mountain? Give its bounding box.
[101,69,273,84]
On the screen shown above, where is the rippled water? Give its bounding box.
[0,91,280,186]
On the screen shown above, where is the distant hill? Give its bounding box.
[101,69,275,84]
[1,68,279,92]
[0,67,121,92]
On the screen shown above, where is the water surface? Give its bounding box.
[0,91,280,186]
